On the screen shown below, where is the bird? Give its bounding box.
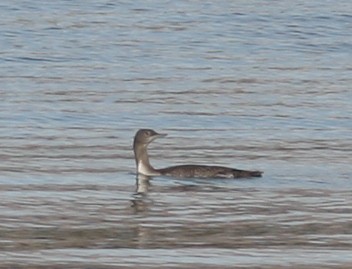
[133,129,263,179]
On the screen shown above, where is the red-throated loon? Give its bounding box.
[133,129,263,178]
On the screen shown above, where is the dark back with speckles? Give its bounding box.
[158,164,262,179]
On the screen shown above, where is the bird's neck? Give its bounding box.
[133,143,160,176]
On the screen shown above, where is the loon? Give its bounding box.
[133,129,263,178]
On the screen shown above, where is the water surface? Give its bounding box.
[0,0,351,268]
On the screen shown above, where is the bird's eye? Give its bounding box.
[144,131,150,136]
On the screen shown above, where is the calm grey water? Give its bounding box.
[1,0,352,268]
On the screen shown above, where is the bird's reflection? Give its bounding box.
[135,174,152,195]
[131,174,153,212]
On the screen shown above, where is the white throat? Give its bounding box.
[137,160,159,176]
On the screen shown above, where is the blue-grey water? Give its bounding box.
[1,0,352,268]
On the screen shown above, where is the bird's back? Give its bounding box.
[158,164,262,178]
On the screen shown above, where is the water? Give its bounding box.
[1,0,351,268]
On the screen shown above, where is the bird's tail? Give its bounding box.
[232,169,263,178]
[249,170,263,177]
